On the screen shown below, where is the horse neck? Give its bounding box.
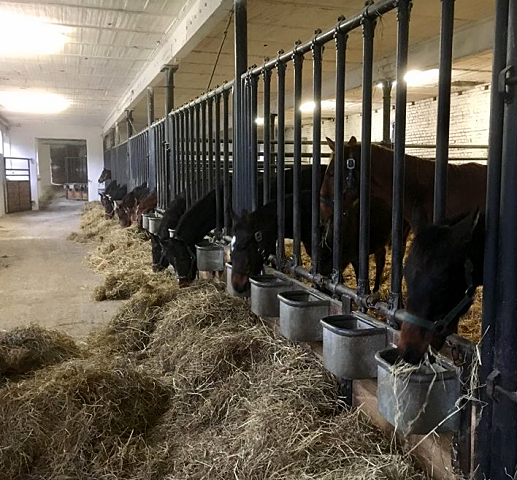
[176,190,217,245]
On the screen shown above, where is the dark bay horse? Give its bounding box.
[148,192,187,272]
[98,168,111,183]
[100,181,127,219]
[320,136,487,228]
[398,210,484,364]
[116,183,150,228]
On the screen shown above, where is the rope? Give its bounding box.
[207,8,234,91]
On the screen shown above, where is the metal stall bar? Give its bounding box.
[292,43,303,267]
[276,54,287,269]
[250,72,259,211]
[487,1,517,477]
[433,0,455,224]
[190,106,196,203]
[185,109,192,208]
[201,100,208,195]
[311,35,323,274]
[208,97,214,191]
[240,75,249,214]
[262,67,272,204]
[478,0,509,475]
[169,114,177,200]
[195,103,202,199]
[357,13,376,297]
[389,0,411,311]
[223,88,231,232]
[179,112,186,203]
[333,25,347,286]
[215,93,222,233]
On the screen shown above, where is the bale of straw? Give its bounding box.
[0,325,81,382]
[0,358,170,479]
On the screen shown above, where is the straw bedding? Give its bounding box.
[0,206,430,479]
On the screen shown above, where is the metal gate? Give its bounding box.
[4,156,31,213]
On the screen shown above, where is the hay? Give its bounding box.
[0,325,82,382]
[67,202,115,243]
[0,358,170,479]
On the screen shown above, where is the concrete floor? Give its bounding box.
[0,197,122,340]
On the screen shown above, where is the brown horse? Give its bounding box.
[320,136,487,228]
[98,168,111,183]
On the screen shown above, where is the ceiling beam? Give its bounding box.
[103,0,233,131]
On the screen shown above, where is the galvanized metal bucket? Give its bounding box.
[250,274,292,318]
[168,228,175,238]
[142,212,155,231]
[225,262,250,297]
[148,216,162,234]
[278,290,329,342]
[375,347,461,434]
[321,314,386,379]
[196,240,224,271]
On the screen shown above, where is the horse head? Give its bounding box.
[230,209,273,293]
[98,168,111,183]
[398,210,481,364]
[161,236,197,287]
[319,136,360,228]
[147,232,170,272]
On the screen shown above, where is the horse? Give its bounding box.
[320,136,487,228]
[231,190,322,293]
[100,181,127,219]
[161,165,330,287]
[147,192,187,272]
[115,183,150,228]
[135,191,157,227]
[397,210,484,364]
[98,168,111,183]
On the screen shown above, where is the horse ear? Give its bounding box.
[348,136,358,147]
[451,209,480,245]
[326,137,336,151]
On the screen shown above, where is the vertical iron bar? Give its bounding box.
[208,97,214,190]
[433,0,455,224]
[382,80,392,145]
[185,109,192,207]
[201,101,207,196]
[479,0,509,476]
[389,0,411,311]
[251,73,259,211]
[163,65,177,114]
[233,0,248,214]
[333,27,347,283]
[276,56,287,268]
[311,38,323,274]
[358,15,376,296]
[147,87,154,127]
[488,1,517,477]
[293,46,304,267]
[263,68,272,204]
[223,89,231,233]
[170,115,176,200]
[195,103,201,200]
[215,94,222,233]
[126,110,133,139]
[190,107,196,202]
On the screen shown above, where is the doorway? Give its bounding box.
[4,156,31,213]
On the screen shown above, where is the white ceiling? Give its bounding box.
[0,0,496,130]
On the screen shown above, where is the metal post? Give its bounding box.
[276,55,287,268]
[208,97,214,190]
[190,107,196,201]
[333,26,347,283]
[170,115,177,199]
[223,89,231,233]
[478,1,509,473]
[263,68,272,204]
[195,103,201,199]
[311,36,323,275]
[293,46,304,267]
[163,64,177,114]
[487,1,517,477]
[126,110,134,139]
[433,0,455,224]
[233,0,248,214]
[358,16,376,296]
[250,73,259,211]
[215,94,222,233]
[201,101,207,195]
[382,80,393,145]
[389,0,411,311]
[147,87,154,127]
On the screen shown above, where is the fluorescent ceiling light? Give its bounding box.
[404,69,440,86]
[0,91,70,114]
[0,12,66,55]
[255,117,264,125]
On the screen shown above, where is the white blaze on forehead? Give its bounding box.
[230,236,236,251]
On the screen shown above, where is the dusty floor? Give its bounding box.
[0,197,122,339]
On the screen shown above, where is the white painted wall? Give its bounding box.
[7,123,103,209]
